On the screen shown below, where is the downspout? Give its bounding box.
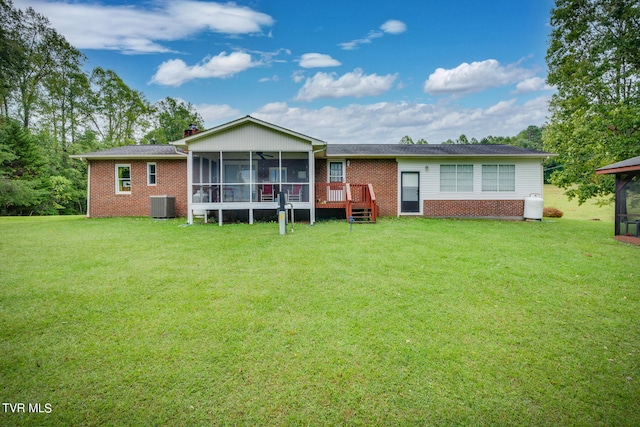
[187,150,193,225]
[86,161,91,218]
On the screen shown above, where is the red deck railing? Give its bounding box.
[315,183,377,222]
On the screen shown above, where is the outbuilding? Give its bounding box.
[596,155,640,245]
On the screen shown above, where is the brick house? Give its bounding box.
[72,116,553,224]
[70,145,188,218]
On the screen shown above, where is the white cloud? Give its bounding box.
[339,31,383,50]
[514,77,555,94]
[381,20,407,35]
[339,20,407,50]
[259,75,280,83]
[295,69,398,101]
[298,53,342,69]
[151,51,260,86]
[252,96,551,144]
[195,103,241,124]
[257,102,290,115]
[424,59,536,95]
[14,0,274,54]
[292,70,306,84]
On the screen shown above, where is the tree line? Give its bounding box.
[0,0,202,215]
[400,125,545,150]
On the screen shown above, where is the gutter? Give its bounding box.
[69,154,188,160]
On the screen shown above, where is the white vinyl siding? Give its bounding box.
[187,122,311,152]
[482,164,515,191]
[398,158,543,201]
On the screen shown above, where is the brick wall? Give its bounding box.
[423,199,524,218]
[346,159,397,216]
[315,158,398,216]
[89,159,187,217]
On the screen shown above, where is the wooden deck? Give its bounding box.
[614,235,640,245]
[315,183,378,222]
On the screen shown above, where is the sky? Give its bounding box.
[16,0,557,144]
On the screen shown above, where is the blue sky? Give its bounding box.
[17,0,556,144]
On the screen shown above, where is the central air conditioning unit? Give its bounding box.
[150,195,176,219]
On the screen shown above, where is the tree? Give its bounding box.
[89,67,152,146]
[143,97,204,144]
[13,6,73,129]
[40,46,90,152]
[544,0,640,204]
[0,119,49,214]
[0,0,25,120]
[399,135,414,144]
[456,134,469,144]
[399,135,427,144]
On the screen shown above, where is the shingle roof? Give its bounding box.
[325,144,553,157]
[596,155,640,174]
[70,144,187,159]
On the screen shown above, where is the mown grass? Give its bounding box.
[1,215,638,426]
[544,184,614,222]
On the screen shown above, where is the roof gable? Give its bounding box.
[173,115,326,151]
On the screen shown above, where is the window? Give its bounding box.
[329,161,344,183]
[440,165,473,192]
[482,164,515,191]
[147,163,156,186]
[116,164,131,194]
[269,167,287,182]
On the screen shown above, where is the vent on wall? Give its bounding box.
[150,195,176,219]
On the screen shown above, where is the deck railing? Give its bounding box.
[315,183,377,222]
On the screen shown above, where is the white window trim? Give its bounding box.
[328,160,346,183]
[115,164,131,194]
[440,164,473,192]
[482,164,516,192]
[147,162,157,186]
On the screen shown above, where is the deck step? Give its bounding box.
[351,208,375,223]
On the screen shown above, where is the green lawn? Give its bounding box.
[544,184,614,222]
[1,215,638,426]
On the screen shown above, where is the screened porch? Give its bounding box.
[596,156,640,245]
[189,150,313,224]
[614,173,640,241]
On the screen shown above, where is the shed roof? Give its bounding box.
[70,145,187,160]
[595,155,640,175]
[325,144,554,158]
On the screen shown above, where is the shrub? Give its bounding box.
[544,207,564,218]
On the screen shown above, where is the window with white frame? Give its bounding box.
[147,162,157,186]
[440,164,473,192]
[269,167,287,183]
[482,164,515,191]
[116,164,131,194]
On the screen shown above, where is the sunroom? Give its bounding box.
[175,116,325,225]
